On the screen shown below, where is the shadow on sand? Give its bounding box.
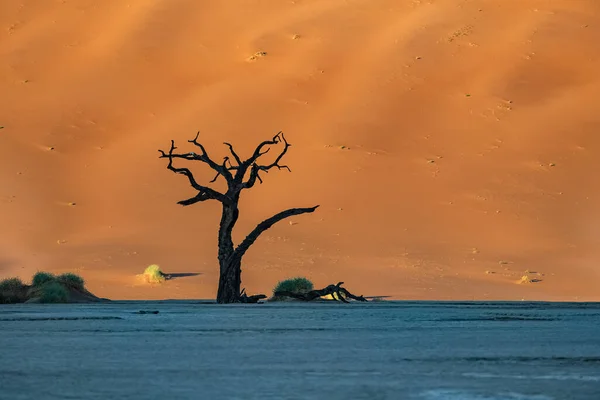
[166,272,202,280]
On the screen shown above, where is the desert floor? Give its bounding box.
[2,302,599,399]
[1,0,599,301]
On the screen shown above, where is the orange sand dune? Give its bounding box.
[1,0,599,301]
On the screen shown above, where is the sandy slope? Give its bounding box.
[1,0,599,301]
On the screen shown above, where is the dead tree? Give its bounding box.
[274,282,368,303]
[159,132,318,304]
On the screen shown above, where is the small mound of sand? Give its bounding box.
[518,275,543,284]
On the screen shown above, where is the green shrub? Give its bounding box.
[273,277,314,295]
[32,271,56,287]
[0,277,27,304]
[0,277,24,291]
[142,264,167,284]
[58,273,85,290]
[38,281,69,303]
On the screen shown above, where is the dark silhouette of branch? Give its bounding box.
[187,132,234,182]
[209,157,237,183]
[241,132,291,188]
[256,132,291,172]
[275,282,368,302]
[242,164,262,189]
[239,288,267,303]
[230,205,319,262]
[244,132,290,170]
[246,133,280,165]
[158,140,230,205]
[224,142,242,166]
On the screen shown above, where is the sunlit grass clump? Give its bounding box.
[272,277,313,300]
[142,264,168,284]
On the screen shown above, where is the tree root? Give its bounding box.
[274,282,368,303]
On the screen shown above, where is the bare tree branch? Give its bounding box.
[246,132,281,166]
[239,132,291,188]
[158,140,230,205]
[256,132,291,172]
[209,171,221,184]
[210,156,237,183]
[239,288,267,303]
[187,132,233,182]
[230,205,319,262]
[242,163,262,189]
[224,142,242,166]
[224,157,237,171]
[177,192,213,206]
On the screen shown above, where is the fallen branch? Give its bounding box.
[238,288,267,304]
[274,282,367,303]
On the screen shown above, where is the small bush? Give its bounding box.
[142,264,167,284]
[273,277,314,295]
[32,271,56,287]
[58,273,85,290]
[38,281,69,303]
[0,277,24,291]
[0,277,27,304]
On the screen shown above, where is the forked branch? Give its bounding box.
[245,132,291,170]
[160,131,300,203]
[241,132,292,188]
[158,139,230,205]
[224,142,243,166]
[187,132,234,182]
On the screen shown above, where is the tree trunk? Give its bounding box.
[216,202,241,304]
[216,204,319,303]
[216,258,241,304]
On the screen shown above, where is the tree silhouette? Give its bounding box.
[159,132,318,303]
